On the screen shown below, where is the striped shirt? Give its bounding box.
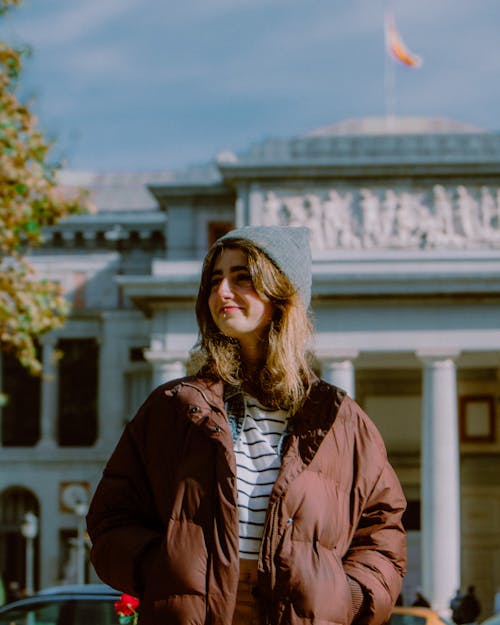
[235,394,289,559]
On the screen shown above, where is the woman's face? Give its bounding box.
[208,248,274,353]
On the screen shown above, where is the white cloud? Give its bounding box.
[153,0,295,22]
[65,45,129,77]
[6,0,142,47]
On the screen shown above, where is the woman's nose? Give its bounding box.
[217,277,233,298]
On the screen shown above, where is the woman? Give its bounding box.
[87,225,406,625]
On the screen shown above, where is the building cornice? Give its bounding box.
[116,251,500,313]
[217,133,500,181]
[148,182,232,200]
[218,161,500,181]
[313,250,500,296]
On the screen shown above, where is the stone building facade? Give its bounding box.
[0,117,499,616]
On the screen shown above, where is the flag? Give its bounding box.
[385,13,422,68]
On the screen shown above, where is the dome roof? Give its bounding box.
[304,116,485,137]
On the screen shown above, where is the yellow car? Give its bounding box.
[388,606,455,625]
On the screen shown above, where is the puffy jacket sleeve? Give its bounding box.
[86,388,166,596]
[341,398,407,625]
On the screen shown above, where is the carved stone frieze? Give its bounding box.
[259,186,500,250]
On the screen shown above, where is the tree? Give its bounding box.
[0,0,91,385]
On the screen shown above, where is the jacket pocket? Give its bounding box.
[141,519,208,602]
[164,518,208,594]
[277,539,353,625]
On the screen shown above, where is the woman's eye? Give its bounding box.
[235,273,252,284]
[209,277,221,289]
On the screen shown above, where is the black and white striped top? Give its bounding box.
[235,394,289,559]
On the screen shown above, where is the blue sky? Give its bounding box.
[1,0,500,172]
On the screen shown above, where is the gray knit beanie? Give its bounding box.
[218,225,312,307]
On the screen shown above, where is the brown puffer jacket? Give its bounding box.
[87,376,406,625]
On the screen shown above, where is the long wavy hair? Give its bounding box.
[192,238,315,412]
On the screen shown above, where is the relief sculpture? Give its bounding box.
[260,186,500,250]
[323,190,359,249]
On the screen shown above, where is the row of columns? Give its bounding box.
[146,347,461,615]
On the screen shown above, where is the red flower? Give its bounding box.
[114,593,140,617]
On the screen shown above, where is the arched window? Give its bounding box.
[0,487,40,596]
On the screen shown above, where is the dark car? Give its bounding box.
[0,583,121,625]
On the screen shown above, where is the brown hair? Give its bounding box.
[192,238,315,412]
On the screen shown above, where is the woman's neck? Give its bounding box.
[240,353,265,397]
[239,341,265,374]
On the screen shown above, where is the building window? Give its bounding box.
[95,231,106,247]
[1,351,41,447]
[208,222,234,247]
[129,346,146,362]
[52,232,64,247]
[57,339,99,447]
[150,230,165,249]
[459,395,495,443]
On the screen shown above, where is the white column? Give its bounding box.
[235,183,250,226]
[417,350,461,615]
[248,183,263,226]
[144,351,185,388]
[98,314,127,448]
[98,311,152,448]
[37,335,58,448]
[20,512,38,594]
[75,502,88,584]
[320,350,359,398]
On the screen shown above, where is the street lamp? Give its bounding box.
[20,512,38,595]
[74,501,88,585]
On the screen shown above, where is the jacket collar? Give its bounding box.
[166,375,345,448]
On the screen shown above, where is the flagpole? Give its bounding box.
[384,11,396,132]
[383,8,422,133]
